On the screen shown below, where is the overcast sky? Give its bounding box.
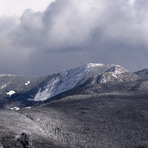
[0,0,148,75]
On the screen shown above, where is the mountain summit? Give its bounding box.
[34,63,128,101]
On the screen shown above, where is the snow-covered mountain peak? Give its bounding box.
[34,63,129,101]
[105,65,127,74]
[85,63,104,69]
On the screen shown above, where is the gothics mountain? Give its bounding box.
[0,63,148,148]
[0,63,140,109]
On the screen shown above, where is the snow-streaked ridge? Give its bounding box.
[34,63,128,101]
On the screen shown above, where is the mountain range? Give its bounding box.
[0,63,148,148]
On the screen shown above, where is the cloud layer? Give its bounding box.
[0,0,148,75]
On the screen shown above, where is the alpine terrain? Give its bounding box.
[0,63,148,148]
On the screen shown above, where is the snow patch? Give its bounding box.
[7,90,16,96]
[25,81,30,86]
[34,78,59,101]
[25,106,31,109]
[10,106,20,111]
[0,84,7,89]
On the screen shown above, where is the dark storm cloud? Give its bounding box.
[0,0,148,75]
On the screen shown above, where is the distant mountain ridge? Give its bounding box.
[0,63,147,109]
[134,68,148,77]
[34,63,128,101]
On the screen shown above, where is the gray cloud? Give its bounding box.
[0,0,148,75]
